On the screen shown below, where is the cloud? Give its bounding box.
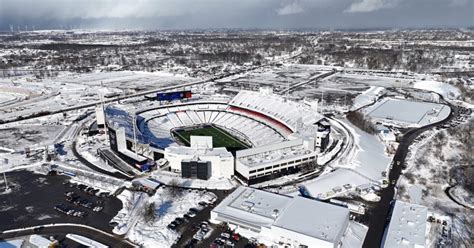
[277,1,304,15]
[345,0,400,13]
[449,0,468,6]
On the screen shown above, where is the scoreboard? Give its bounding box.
[157,90,192,101]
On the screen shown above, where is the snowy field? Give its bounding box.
[363,98,451,127]
[218,64,328,93]
[0,71,195,122]
[0,125,64,150]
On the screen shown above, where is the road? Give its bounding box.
[0,53,302,125]
[278,70,336,94]
[362,100,457,248]
[0,225,136,248]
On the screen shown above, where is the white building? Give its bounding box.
[235,138,319,184]
[210,186,350,248]
[164,146,234,179]
[383,200,428,248]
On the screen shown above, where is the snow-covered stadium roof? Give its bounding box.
[383,200,428,248]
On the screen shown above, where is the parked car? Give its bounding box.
[175,217,184,225]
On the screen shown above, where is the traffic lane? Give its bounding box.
[0,170,122,233]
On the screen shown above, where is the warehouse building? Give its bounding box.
[383,200,428,248]
[210,186,350,248]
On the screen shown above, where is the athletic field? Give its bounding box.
[172,125,250,152]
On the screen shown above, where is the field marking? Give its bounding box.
[175,125,250,149]
[211,124,251,148]
[173,130,191,145]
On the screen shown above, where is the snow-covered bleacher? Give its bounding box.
[229,90,323,134]
[137,103,286,149]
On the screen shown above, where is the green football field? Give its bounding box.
[173,125,251,151]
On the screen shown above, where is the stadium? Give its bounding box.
[104,88,332,185]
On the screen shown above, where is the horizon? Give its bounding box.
[1,0,473,32]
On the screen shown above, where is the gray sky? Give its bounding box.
[0,0,473,31]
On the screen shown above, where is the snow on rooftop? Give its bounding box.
[273,197,350,243]
[363,98,450,128]
[0,239,24,248]
[212,186,350,242]
[236,139,314,167]
[351,86,385,110]
[214,186,291,228]
[165,146,233,158]
[28,235,52,247]
[383,200,428,248]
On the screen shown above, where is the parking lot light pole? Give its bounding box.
[3,172,9,192]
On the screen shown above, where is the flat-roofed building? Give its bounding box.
[383,200,428,248]
[210,186,350,248]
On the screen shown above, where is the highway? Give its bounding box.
[362,98,457,248]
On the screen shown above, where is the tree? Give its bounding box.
[168,179,183,198]
[143,202,155,223]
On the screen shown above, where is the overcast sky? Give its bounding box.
[0,0,473,31]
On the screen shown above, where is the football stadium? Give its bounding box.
[104,88,332,184]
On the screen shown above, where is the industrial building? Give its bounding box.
[210,186,350,248]
[383,200,428,248]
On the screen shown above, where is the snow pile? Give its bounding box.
[112,190,149,235]
[413,80,460,100]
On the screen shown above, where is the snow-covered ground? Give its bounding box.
[113,187,216,247]
[0,70,195,122]
[150,170,236,190]
[301,118,392,199]
[413,80,461,100]
[396,118,473,248]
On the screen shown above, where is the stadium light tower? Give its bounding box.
[132,115,139,159]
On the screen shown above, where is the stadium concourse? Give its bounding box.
[104,88,332,185]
